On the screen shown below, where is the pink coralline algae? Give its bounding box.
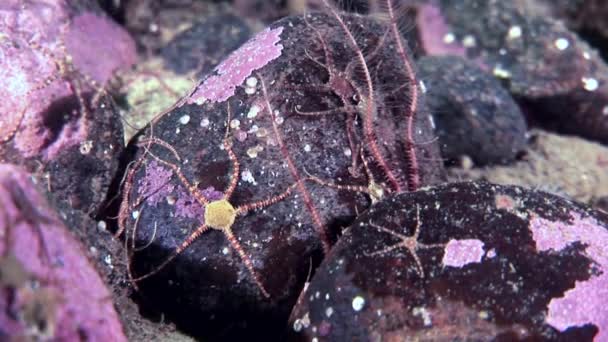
[187,26,284,104]
[138,160,175,206]
[0,164,126,341]
[138,161,225,220]
[441,239,485,268]
[529,211,608,340]
[175,186,224,221]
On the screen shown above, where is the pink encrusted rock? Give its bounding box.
[0,1,135,159]
[64,12,137,85]
[289,181,607,341]
[0,1,132,215]
[530,212,608,341]
[0,164,126,341]
[186,26,284,104]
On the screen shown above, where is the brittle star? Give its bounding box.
[129,117,305,299]
[366,205,444,278]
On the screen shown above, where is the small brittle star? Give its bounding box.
[127,106,306,299]
[366,205,444,278]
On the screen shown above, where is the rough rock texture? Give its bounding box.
[160,12,253,77]
[416,0,608,145]
[0,0,135,215]
[448,130,608,205]
[120,10,444,340]
[516,0,608,44]
[0,164,127,341]
[289,181,607,341]
[123,1,262,55]
[417,55,527,165]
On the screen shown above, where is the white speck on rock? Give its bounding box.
[241,169,256,184]
[507,26,522,40]
[246,76,258,87]
[247,105,261,119]
[179,114,190,125]
[582,77,599,92]
[443,33,455,44]
[352,295,365,311]
[412,307,432,327]
[554,37,570,51]
[230,119,241,129]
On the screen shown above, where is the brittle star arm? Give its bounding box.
[223,228,270,298]
[131,223,210,282]
[235,181,301,215]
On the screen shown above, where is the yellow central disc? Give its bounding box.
[205,199,236,230]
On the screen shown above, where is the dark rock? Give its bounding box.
[160,12,253,77]
[416,0,608,145]
[120,10,444,340]
[289,181,607,341]
[417,55,527,166]
[0,0,135,215]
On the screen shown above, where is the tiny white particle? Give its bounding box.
[78,140,94,155]
[97,220,107,231]
[352,295,365,311]
[104,254,112,267]
[554,37,570,51]
[419,80,427,94]
[246,77,258,87]
[312,338,318,342]
[179,114,190,125]
[583,51,591,60]
[275,116,284,125]
[247,105,261,119]
[507,26,522,40]
[230,119,241,129]
[245,87,256,95]
[304,144,311,152]
[325,307,334,318]
[493,65,512,79]
[462,35,476,47]
[201,118,210,127]
[222,247,229,255]
[412,307,432,327]
[603,106,608,116]
[343,148,352,157]
[582,77,599,91]
[132,211,139,219]
[241,170,256,184]
[429,115,436,130]
[443,33,455,44]
[293,319,303,332]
